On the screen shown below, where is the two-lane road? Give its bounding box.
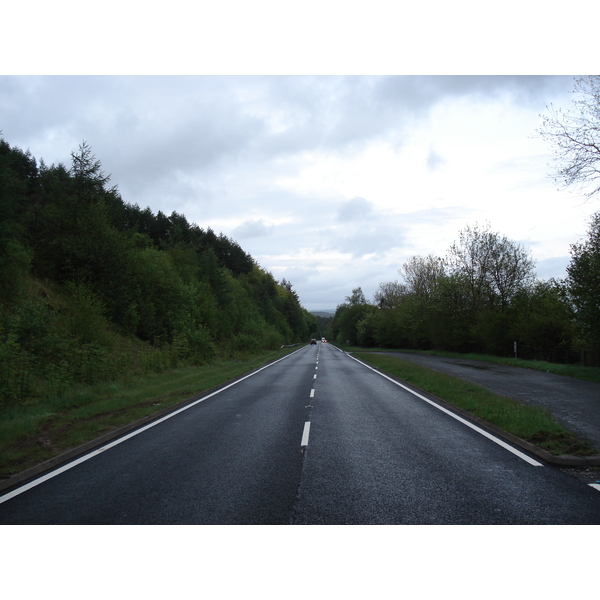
[1,343,599,524]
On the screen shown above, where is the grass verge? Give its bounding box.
[353,352,599,457]
[0,346,299,480]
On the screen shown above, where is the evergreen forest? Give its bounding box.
[0,137,318,406]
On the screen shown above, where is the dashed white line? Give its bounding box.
[301,422,311,446]
[310,389,315,398]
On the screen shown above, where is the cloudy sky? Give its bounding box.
[2,74,595,311]
[3,2,598,312]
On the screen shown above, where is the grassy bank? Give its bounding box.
[0,346,299,479]
[353,352,598,457]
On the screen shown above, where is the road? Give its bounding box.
[1,343,599,524]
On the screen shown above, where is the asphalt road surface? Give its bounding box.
[1,343,599,524]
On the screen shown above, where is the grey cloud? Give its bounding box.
[337,197,374,222]
[535,256,569,281]
[331,197,407,259]
[376,75,575,112]
[276,260,396,311]
[426,148,446,172]
[1,76,266,181]
[327,211,406,258]
[332,227,402,258]
[232,219,272,239]
[2,75,575,195]
[401,205,475,226]
[252,76,576,161]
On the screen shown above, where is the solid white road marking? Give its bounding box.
[0,347,307,505]
[347,354,544,467]
[590,484,600,492]
[301,422,311,446]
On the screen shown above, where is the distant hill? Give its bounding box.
[310,310,336,317]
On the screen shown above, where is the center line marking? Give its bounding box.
[301,421,311,446]
[310,389,315,398]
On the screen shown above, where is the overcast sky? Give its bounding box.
[3,2,598,312]
[2,74,595,311]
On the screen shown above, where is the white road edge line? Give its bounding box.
[0,346,307,505]
[590,484,600,492]
[347,354,544,467]
[301,422,311,446]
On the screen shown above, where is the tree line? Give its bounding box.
[329,220,600,366]
[0,137,317,404]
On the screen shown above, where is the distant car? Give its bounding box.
[321,338,327,343]
[310,339,317,345]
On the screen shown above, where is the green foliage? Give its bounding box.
[62,282,111,346]
[509,280,576,362]
[345,287,367,305]
[0,240,32,305]
[339,223,586,363]
[567,211,600,356]
[356,311,377,347]
[331,303,376,346]
[0,136,316,411]
[0,330,33,405]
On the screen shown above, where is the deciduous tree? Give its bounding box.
[345,287,367,306]
[567,211,600,353]
[447,223,535,313]
[538,76,600,199]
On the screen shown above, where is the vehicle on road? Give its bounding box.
[310,339,317,345]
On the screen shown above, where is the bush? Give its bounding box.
[62,282,112,346]
[0,331,33,405]
[173,326,217,366]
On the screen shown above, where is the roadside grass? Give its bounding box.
[337,344,600,383]
[353,352,599,457]
[0,346,299,480]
